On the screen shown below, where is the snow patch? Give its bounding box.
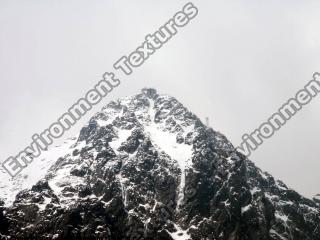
[109,129,132,152]
[167,223,192,240]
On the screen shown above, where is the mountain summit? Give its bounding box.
[0,88,319,240]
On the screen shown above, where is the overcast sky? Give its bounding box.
[0,0,320,198]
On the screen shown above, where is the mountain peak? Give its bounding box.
[141,88,158,99]
[0,90,319,239]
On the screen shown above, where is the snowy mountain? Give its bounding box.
[0,88,319,240]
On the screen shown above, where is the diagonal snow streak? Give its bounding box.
[144,99,193,210]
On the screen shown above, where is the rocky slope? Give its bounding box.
[0,88,319,240]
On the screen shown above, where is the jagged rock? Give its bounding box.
[314,194,320,205]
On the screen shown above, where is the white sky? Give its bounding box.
[0,0,320,198]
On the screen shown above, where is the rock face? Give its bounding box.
[0,88,319,240]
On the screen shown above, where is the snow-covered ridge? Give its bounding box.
[0,138,76,206]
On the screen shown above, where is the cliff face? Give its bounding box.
[0,89,319,240]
